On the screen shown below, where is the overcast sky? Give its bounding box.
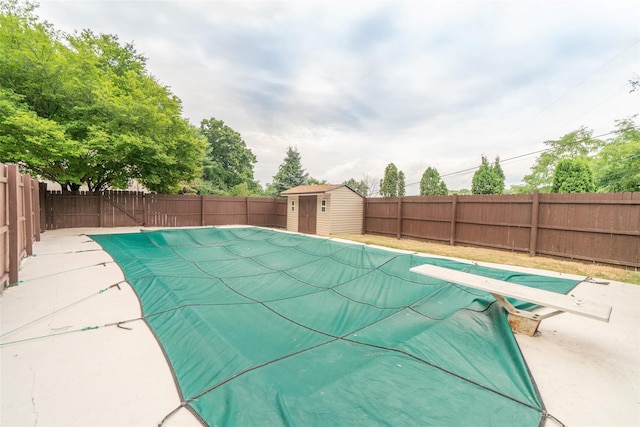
[36,0,639,193]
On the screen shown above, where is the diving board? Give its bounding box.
[410,264,612,336]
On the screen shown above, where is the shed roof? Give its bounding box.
[281,184,354,195]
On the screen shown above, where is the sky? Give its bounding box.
[36,0,639,194]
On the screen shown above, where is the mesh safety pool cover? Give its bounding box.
[90,227,579,426]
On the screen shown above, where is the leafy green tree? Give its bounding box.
[199,118,258,194]
[271,146,309,194]
[551,158,595,193]
[594,117,640,192]
[380,163,405,197]
[398,171,406,196]
[0,3,204,192]
[307,177,328,185]
[493,156,505,193]
[522,127,603,193]
[419,167,448,195]
[472,155,505,194]
[343,178,369,197]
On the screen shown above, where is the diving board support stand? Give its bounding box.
[409,264,612,336]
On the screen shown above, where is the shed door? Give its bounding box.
[298,196,317,234]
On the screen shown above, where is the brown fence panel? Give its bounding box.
[536,192,640,267]
[45,191,101,229]
[401,196,453,243]
[275,199,287,228]
[364,198,401,236]
[249,198,281,227]
[1,164,40,290]
[146,194,202,227]
[455,194,532,252]
[364,192,639,268]
[1,164,8,287]
[101,191,145,227]
[45,190,287,230]
[202,196,248,226]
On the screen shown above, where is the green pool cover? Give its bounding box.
[90,227,579,427]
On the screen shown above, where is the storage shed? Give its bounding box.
[281,184,364,235]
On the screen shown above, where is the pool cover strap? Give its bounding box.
[90,227,579,427]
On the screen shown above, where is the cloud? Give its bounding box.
[37,0,640,192]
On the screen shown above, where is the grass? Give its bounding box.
[334,233,640,286]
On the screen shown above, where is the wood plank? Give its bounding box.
[410,264,611,322]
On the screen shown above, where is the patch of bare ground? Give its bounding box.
[335,233,640,285]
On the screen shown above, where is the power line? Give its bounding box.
[406,131,617,187]
[508,39,640,136]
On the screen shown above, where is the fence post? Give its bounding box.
[7,164,19,285]
[24,175,33,256]
[362,198,367,234]
[39,183,47,232]
[529,190,540,257]
[142,193,148,226]
[449,194,458,246]
[246,197,250,225]
[201,195,205,226]
[99,192,104,227]
[32,180,40,241]
[273,198,277,227]
[396,198,403,239]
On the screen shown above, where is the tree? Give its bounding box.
[471,155,505,194]
[419,167,448,195]
[380,163,405,197]
[493,156,505,194]
[362,174,379,197]
[343,178,369,197]
[271,146,309,194]
[522,127,603,193]
[199,118,258,194]
[307,177,328,185]
[0,3,204,192]
[593,117,640,192]
[551,158,595,193]
[398,171,406,196]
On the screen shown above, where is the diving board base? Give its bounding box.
[491,292,542,336]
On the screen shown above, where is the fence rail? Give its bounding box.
[43,191,287,230]
[1,164,41,290]
[364,192,640,269]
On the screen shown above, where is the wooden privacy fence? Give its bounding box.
[1,164,41,290]
[43,191,287,230]
[365,191,640,269]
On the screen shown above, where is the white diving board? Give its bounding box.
[410,264,612,336]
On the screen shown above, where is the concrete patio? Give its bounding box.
[1,227,638,426]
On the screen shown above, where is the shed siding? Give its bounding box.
[287,195,299,232]
[329,187,363,234]
[316,194,331,236]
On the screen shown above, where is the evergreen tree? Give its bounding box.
[471,155,505,194]
[398,171,406,196]
[551,158,595,193]
[380,163,402,197]
[420,167,448,195]
[271,146,309,194]
[493,156,505,194]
